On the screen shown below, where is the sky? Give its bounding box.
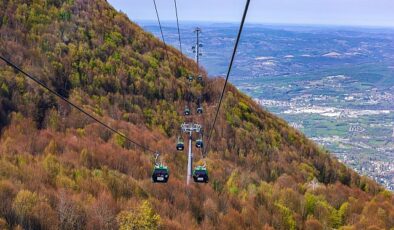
[108,0,394,28]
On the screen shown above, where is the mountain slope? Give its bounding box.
[0,0,393,229]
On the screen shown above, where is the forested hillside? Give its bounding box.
[0,0,393,229]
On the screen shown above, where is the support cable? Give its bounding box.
[173,0,184,63]
[152,0,170,60]
[204,0,250,157]
[0,55,157,154]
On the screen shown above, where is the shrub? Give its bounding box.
[117,201,160,230]
[12,190,38,220]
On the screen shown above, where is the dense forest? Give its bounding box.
[0,0,393,229]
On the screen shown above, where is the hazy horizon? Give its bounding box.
[109,0,394,28]
[136,19,394,30]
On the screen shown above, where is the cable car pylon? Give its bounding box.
[181,123,202,185]
[192,27,202,68]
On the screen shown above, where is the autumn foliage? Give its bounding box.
[0,0,393,229]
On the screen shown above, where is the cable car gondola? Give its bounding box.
[196,138,203,148]
[196,98,203,114]
[152,164,169,183]
[197,75,203,82]
[176,137,184,151]
[184,107,191,116]
[188,75,194,82]
[193,165,209,183]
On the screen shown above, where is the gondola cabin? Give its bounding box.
[152,165,169,183]
[176,137,184,151]
[193,166,209,183]
[197,107,203,114]
[196,139,203,148]
[197,75,203,82]
[188,75,194,82]
[184,107,191,116]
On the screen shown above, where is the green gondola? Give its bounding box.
[193,165,209,183]
[152,164,169,183]
[176,137,184,151]
[184,107,191,116]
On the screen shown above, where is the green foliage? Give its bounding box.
[274,203,296,230]
[105,31,124,47]
[305,193,318,215]
[238,101,250,112]
[338,202,349,225]
[226,170,240,195]
[305,193,343,228]
[316,200,341,228]
[43,154,61,179]
[117,201,160,230]
[0,83,9,96]
[114,133,126,148]
[47,109,60,131]
[143,108,154,125]
[299,163,317,181]
[56,175,78,190]
[379,190,392,199]
[58,10,71,21]
[100,169,146,199]
[12,190,38,219]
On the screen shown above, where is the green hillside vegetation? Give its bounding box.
[0,0,393,229]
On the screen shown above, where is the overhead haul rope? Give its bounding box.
[204,0,250,157]
[0,55,158,154]
[173,0,184,64]
[152,0,170,60]
[153,0,191,119]
[171,0,203,168]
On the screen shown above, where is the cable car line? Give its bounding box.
[152,0,169,60]
[204,0,250,157]
[0,55,157,155]
[1,0,250,185]
[169,0,251,184]
[173,0,184,64]
[151,0,188,183]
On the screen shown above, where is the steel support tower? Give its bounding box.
[181,123,201,185]
[193,27,202,67]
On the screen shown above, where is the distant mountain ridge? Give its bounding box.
[0,0,393,229]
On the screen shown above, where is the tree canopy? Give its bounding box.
[0,0,393,229]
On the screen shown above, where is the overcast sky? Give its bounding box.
[108,0,394,27]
